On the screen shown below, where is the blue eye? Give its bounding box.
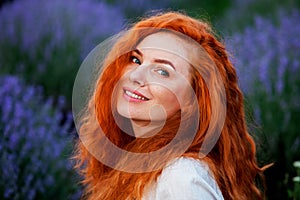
[156,68,170,77]
[131,56,141,65]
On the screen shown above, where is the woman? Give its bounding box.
[73,11,266,200]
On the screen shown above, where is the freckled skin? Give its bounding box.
[116,32,194,125]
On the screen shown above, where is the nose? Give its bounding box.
[129,65,147,86]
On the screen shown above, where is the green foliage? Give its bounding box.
[0,0,124,104]
[287,161,300,199]
[0,75,80,199]
[0,35,81,104]
[170,0,231,20]
[220,0,300,32]
[227,8,300,199]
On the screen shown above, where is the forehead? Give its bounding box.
[136,32,198,77]
[137,32,190,58]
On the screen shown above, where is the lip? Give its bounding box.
[123,87,150,102]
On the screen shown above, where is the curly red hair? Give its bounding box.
[73,11,266,200]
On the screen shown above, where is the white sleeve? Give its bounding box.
[143,157,224,200]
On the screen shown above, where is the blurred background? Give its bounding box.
[0,0,299,199]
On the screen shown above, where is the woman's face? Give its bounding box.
[116,32,195,123]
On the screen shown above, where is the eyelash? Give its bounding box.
[131,56,141,65]
[130,55,170,77]
[155,68,170,77]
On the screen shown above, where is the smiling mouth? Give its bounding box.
[124,89,149,101]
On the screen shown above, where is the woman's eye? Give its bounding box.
[131,56,141,65]
[156,68,170,77]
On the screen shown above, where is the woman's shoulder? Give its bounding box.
[164,156,210,176]
[162,157,222,195]
[143,157,224,200]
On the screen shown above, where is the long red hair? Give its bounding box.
[73,11,266,200]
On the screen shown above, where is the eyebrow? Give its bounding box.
[133,49,143,56]
[153,58,176,70]
[133,49,176,70]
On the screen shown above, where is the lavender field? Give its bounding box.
[0,0,299,199]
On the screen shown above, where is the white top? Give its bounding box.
[142,157,224,200]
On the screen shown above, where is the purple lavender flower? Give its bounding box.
[0,75,78,199]
[0,0,125,60]
[227,9,300,97]
[0,0,126,102]
[226,9,300,199]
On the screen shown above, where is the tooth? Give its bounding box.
[125,90,147,100]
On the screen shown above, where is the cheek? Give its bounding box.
[154,82,192,112]
[150,86,181,115]
[116,71,130,95]
[115,75,128,109]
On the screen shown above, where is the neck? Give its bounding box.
[131,119,165,138]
